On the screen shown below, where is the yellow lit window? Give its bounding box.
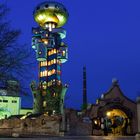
[53,93,56,97]
[44,70,47,76]
[54,49,56,54]
[43,101,46,107]
[57,60,59,64]
[51,60,54,65]
[48,71,51,76]
[49,51,51,55]
[42,39,48,45]
[40,72,42,77]
[43,61,46,66]
[48,61,50,66]
[62,51,65,56]
[54,59,56,64]
[42,71,44,77]
[48,82,50,86]
[51,49,54,55]
[48,51,51,56]
[52,69,55,74]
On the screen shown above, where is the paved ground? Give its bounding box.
[0,136,138,140]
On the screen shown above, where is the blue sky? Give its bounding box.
[2,0,140,109]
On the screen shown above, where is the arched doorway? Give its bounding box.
[104,109,130,136]
[95,102,133,136]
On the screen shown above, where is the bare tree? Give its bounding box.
[0,4,36,93]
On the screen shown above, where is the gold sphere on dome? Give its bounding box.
[33,2,69,28]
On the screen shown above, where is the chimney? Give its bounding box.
[83,66,87,110]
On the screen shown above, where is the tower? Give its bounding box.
[83,66,87,110]
[31,2,69,114]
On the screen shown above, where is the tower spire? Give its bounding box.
[83,66,87,110]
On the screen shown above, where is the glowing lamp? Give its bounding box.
[106,111,111,117]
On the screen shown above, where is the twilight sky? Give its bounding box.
[1,0,140,109]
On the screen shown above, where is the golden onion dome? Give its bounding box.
[33,2,69,28]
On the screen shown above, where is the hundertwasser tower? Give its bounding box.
[31,1,69,115]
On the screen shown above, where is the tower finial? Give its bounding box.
[112,78,118,86]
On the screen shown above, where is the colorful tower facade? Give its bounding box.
[32,2,69,114]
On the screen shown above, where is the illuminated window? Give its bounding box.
[54,49,56,54]
[53,93,56,97]
[51,60,54,65]
[57,60,61,64]
[12,100,17,103]
[40,72,42,77]
[42,71,44,76]
[3,100,8,103]
[48,71,51,76]
[48,51,51,56]
[43,101,46,107]
[44,70,47,76]
[51,49,53,54]
[42,39,48,45]
[48,81,52,86]
[44,61,46,66]
[52,69,55,74]
[54,59,56,64]
[48,61,50,66]
[42,82,47,89]
[62,50,65,56]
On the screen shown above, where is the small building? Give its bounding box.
[0,93,21,119]
[0,80,32,119]
[89,80,137,136]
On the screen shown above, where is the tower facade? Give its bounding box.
[31,2,69,114]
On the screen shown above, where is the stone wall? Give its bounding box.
[66,109,92,136]
[0,115,61,137]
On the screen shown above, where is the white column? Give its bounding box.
[136,96,140,138]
